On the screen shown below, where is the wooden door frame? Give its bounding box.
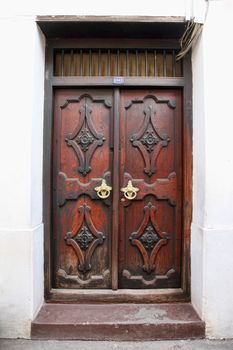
[43,38,192,303]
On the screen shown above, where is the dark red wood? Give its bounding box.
[46,37,182,49]
[119,89,182,289]
[53,89,113,288]
[52,76,185,87]
[52,87,184,293]
[111,88,120,290]
[47,288,188,303]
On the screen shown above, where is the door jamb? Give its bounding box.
[43,38,192,303]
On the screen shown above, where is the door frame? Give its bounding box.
[43,38,192,303]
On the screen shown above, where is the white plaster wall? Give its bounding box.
[192,0,233,338]
[0,18,45,338]
[1,0,186,17]
[191,13,206,318]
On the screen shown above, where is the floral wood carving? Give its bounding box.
[140,131,160,152]
[140,225,159,249]
[129,202,169,274]
[76,129,94,151]
[64,203,105,273]
[75,225,94,250]
[129,98,172,176]
[65,101,106,176]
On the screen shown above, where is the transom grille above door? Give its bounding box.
[54,49,183,77]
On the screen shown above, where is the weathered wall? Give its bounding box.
[0,18,45,337]
[191,0,233,338]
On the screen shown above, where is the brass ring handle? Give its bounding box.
[121,180,139,200]
[95,179,112,199]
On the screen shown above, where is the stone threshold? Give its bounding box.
[31,302,205,341]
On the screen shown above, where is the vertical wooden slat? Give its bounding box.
[110,51,114,76]
[101,51,108,76]
[98,49,101,76]
[112,88,120,291]
[126,50,129,76]
[61,49,64,77]
[89,49,92,76]
[54,51,62,76]
[154,50,157,77]
[63,51,71,76]
[91,51,98,76]
[108,49,111,76]
[136,50,139,76]
[173,50,176,77]
[129,51,136,76]
[80,49,83,76]
[73,50,79,76]
[117,50,120,75]
[145,50,148,77]
[165,51,173,77]
[163,50,167,77]
[70,49,74,76]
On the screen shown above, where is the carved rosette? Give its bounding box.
[129,202,169,274]
[129,99,173,176]
[140,131,160,152]
[65,101,106,176]
[140,225,159,249]
[64,203,105,273]
[75,225,94,250]
[76,129,94,151]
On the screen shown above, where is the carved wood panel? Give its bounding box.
[53,89,112,289]
[52,88,183,291]
[119,89,182,289]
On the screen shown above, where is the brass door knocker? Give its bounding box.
[121,180,139,200]
[95,179,112,199]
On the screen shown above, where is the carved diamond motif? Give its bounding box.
[129,202,169,274]
[140,225,159,250]
[64,204,105,273]
[64,100,107,176]
[129,103,170,177]
[140,130,159,152]
[75,225,94,250]
[76,129,94,151]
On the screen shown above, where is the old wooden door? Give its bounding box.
[52,88,182,291]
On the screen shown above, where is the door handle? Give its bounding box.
[121,180,139,200]
[95,179,112,199]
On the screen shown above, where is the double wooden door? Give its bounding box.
[53,88,182,290]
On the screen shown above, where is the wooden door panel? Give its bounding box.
[119,89,182,289]
[52,87,183,291]
[53,89,113,288]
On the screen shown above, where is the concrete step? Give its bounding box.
[31,303,205,341]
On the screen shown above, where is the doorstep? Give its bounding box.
[31,303,205,340]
